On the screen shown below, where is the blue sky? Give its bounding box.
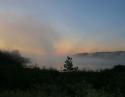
[0,0,125,67]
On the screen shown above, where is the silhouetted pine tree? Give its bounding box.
[63,56,78,72]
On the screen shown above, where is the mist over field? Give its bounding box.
[1,0,125,97]
[0,0,125,70]
[33,51,125,70]
[73,56,125,70]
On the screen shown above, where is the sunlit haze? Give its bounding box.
[0,0,125,69]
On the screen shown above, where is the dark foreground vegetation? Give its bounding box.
[0,50,125,97]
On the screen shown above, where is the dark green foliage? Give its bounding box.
[63,56,78,72]
[0,50,29,66]
[0,51,125,97]
[0,50,29,89]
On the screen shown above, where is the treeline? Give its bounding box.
[0,50,125,97]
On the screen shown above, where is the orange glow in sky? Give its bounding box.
[54,40,74,55]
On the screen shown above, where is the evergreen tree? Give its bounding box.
[63,56,78,72]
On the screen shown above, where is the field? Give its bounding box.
[0,51,125,97]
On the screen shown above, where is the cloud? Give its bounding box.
[0,11,62,56]
[0,11,81,68]
[2,10,125,69]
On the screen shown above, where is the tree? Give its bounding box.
[0,50,29,69]
[63,56,78,72]
[0,50,30,89]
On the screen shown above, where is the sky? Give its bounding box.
[0,0,125,68]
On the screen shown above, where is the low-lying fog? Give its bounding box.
[72,56,125,70]
[35,54,125,71]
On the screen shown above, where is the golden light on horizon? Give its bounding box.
[54,40,74,55]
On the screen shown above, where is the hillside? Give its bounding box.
[75,51,125,59]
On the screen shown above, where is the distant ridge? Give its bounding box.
[74,51,125,59]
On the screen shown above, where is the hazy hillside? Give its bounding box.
[73,51,125,70]
[75,51,125,59]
